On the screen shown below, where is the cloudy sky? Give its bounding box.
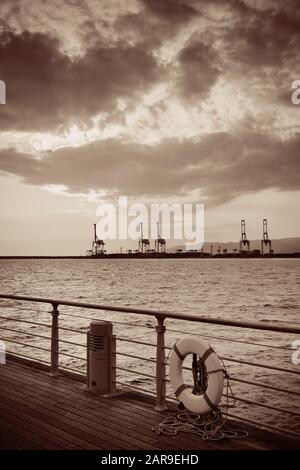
[0,0,299,254]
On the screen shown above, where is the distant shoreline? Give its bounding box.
[0,253,300,260]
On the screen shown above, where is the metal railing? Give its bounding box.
[0,293,300,439]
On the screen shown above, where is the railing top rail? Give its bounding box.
[1,293,300,335]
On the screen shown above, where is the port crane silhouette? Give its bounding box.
[92,223,105,255]
[138,223,150,253]
[239,220,250,254]
[261,219,272,255]
[155,222,166,253]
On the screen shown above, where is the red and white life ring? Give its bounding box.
[169,337,224,414]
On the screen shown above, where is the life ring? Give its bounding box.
[169,337,224,414]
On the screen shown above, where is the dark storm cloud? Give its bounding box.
[0,132,299,204]
[176,40,220,101]
[116,6,219,102]
[0,0,300,208]
[225,6,300,68]
[135,0,299,103]
[1,0,298,135]
[114,0,200,52]
[192,0,300,107]
[208,0,300,78]
[0,31,161,131]
[141,0,198,25]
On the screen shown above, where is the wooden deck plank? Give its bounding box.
[0,403,86,450]
[0,382,164,448]
[0,362,249,449]
[0,371,201,451]
[0,364,234,450]
[0,364,286,448]
[2,362,166,423]
[0,414,65,450]
[1,364,291,451]
[0,397,102,450]
[0,363,212,450]
[0,423,48,450]
[0,360,298,450]
[0,360,296,448]
[0,386,158,450]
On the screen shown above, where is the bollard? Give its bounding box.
[87,321,116,394]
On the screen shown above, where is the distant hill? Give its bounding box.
[168,238,300,254]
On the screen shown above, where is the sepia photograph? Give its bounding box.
[0,0,299,463]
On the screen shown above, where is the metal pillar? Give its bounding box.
[50,303,59,376]
[155,315,167,411]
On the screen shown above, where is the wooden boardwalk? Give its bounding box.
[0,360,297,450]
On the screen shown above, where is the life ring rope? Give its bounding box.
[174,383,187,398]
[200,346,214,362]
[173,343,215,363]
[202,392,218,411]
[207,368,223,375]
[173,343,185,360]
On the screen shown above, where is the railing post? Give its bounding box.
[86,331,90,386]
[155,315,168,411]
[50,303,59,377]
